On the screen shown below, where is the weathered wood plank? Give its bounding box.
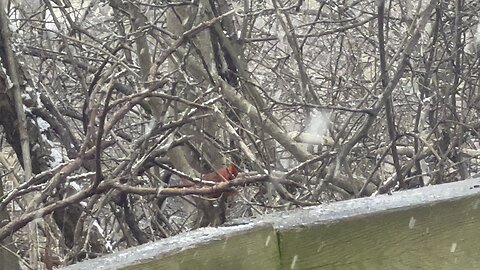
[278,196,480,269]
[61,224,280,270]
[249,178,480,269]
[60,178,480,270]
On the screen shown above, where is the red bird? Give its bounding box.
[202,164,239,183]
[200,164,239,198]
[170,164,239,198]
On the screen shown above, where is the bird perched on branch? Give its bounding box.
[170,164,239,198]
[198,164,239,198]
[202,164,239,183]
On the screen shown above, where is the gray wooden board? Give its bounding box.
[277,190,480,269]
[60,178,480,269]
[239,177,480,269]
[238,177,480,230]
[60,223,280,270]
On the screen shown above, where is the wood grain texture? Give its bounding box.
[279,196,480,269]
[61,178,480,270]
[62,224,280,270]
[122,225,280,270]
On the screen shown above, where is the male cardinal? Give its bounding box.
[169,164,239,198]
[200,164,239,198]
[202,164,239,183]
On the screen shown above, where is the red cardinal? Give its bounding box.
[201,164,239,198]
[170,164,239,198]
[202,164,239,183]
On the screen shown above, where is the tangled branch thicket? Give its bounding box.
[0,0,479,267]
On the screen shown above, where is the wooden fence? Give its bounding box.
[61,177,480,270]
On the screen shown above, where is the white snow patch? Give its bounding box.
[68,182,82,191]
[67,172,95,181]
[37,118,50,132]
[475,23,480,47]
[408,217,416,229]
[50,148,64,167]
[0,66,12,87]
[32,143,40,152]
[93,220,104,236]
[450,242,457,253]
[105,239,113,252]
[290,254,298,269]
[265,235,271,247]
[306,109,330,138]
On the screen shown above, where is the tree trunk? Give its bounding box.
[0,178,20,270]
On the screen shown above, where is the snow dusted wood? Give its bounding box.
[61,178,480,270]
[266,177,480,269]
[60,224,280,270]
